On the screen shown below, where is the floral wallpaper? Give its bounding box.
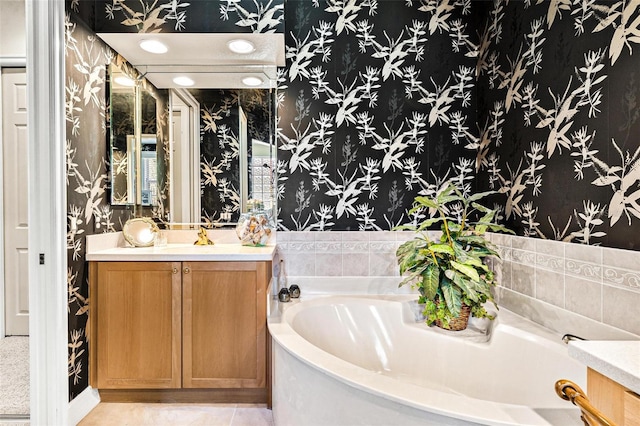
[475,1,640,250]
[66,14,124,400]
[90,0,284,33]
[276,0,478,231]
[65,8,170,399]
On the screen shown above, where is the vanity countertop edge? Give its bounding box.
[86,231,276,262]
[568,340,640,394]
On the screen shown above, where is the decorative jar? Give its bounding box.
[235,210,273,246]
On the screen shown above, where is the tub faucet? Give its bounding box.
[561,333,586,344]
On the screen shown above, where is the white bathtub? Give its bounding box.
[268,295,586,426]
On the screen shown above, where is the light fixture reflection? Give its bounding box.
[172,76,195,87]
[242,76,263,87]
[139,39,168,54]
[228,39,256,54]
[114,76,135,87]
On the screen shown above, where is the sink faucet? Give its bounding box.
[194,227,214,245]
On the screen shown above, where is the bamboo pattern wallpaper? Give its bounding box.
[90,0,285,33]
[276,0,479,231]
[65,11,170,399]
[475,1,640,250]
[65,15,125,400]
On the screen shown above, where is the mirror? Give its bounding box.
[104,35,280,226]
[170,87,276,225]
[108,62,136,204]
[108,60,169,213]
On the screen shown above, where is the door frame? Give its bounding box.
[170,89,201,224]
[26,0,68,424]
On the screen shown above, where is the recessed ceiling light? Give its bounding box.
[228,39,256,54]
[172,76,195,87]
[139,39,168,54]
[242,76,263,87]
[114,76,135,87]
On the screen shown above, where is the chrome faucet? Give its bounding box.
[561,333,586,344]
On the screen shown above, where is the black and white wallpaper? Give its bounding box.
[277,0,479,231]
[66,14,124,400]
[66,6,170,399]
[475,1,640,251]
[276,0,640,252]
[90,0,284,33]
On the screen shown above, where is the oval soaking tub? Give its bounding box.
[268,295,586,426]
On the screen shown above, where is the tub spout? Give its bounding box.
[562,333,586,344]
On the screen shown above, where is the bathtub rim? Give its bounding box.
[268,293,580,426]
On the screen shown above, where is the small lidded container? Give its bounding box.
[235,199,274,247]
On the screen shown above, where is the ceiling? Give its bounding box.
[98,33,285,89]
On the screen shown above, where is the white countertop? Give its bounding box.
[86,243,275,261]
[568,340,640,394]
[86,231,276,261]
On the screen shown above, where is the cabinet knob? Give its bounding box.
[172,267,179,274]
[183,267,191,274]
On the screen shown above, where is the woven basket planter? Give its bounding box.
[435,302,471,331]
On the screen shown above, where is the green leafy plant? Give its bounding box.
[395,184,513,330]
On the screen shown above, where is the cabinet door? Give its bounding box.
[92,262,182,389]
[182,261,269,388]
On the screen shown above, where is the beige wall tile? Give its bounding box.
[315,253,343,276]
[603,285,640,336]
[510,263,535,297]
[565,275,602,321]
[343,253,370,276]
[535,268,564,308]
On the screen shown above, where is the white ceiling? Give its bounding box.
[98,33,285,89]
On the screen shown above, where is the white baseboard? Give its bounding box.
[67,387,100,426]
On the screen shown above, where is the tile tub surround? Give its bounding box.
[490,233,640,339]
[276,231,640,340]
[276,230,420,278]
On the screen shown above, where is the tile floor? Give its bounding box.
[78,403,273,426]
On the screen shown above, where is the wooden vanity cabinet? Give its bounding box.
[89,260,271,398]
[89,261,182,389]
[588,368,640,426]
[182,261,268,389]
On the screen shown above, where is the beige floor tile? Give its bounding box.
[231,407,273,426]
[78,403,274,426]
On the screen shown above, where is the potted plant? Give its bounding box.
[395,184,513,331]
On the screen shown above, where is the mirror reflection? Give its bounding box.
[107,63,277,225]
[108,62,136,204]
[108,61,170,214]
[170,88,276,225]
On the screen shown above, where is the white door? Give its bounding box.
[2,68,29,336]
